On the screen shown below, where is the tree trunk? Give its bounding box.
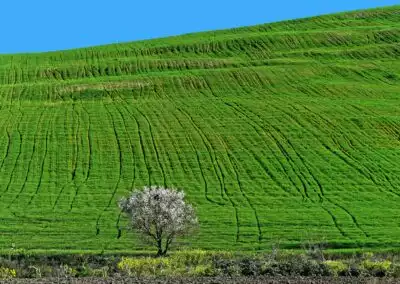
[156,239,163,257]
[162,237,172,256]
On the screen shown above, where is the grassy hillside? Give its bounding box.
[0,5,399,253]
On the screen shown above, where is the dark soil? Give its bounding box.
[3,277,400,284]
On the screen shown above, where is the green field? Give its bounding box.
[0,5,399,253]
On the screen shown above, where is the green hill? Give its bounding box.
[0,5,399,253]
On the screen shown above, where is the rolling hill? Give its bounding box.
[0,5,399,253]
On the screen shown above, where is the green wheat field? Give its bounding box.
[0,5,399,253]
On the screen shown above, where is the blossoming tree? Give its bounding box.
[119,186,198,256]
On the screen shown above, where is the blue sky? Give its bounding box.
[0,0,398,54]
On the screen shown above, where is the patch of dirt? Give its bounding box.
[4,277,399,284]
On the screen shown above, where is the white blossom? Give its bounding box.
[119,186,198,256]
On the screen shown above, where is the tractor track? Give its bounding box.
[95,102,123,236]
[0,109,24,199]
[227,101,348,238]
[171,106,225,206]
[27,107,56,206]
[263,99,370,238]
[7,108,45,207]
[177,106,240,242]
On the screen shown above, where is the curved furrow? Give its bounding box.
[52,182,72,210]
[268,125,352,238]
[382,174,400,197]
[264,100,370,238]
[176,106,229,202]
[116,101,151,186]
[187,96,263,241]
[52,107,74,210]
[340,116,400,190]
[176,107,227,200]
[236,101,318,201]
[178,106,227,202]
[202,78,220,99]
[223,102,305,199]
[226,101,349,238]
[301,104,400,198]
[0,108,12,171]
[15,86,25,108]
[378,118,400,144]
[65,104,81,211]
[62,102,93,211]
[135,107,167,188]
[171,106,225,206]
[327,199,370,238]
[331,136,383,186]
[114,104,136,189]
[71,102,80,182]
[338,148,400,198]
[306,105,400,198]
[0,129,11,171]
[9,82,15,106]
[160,109,196,182]
[146,105,176,185]
[81,102,93,183]
[321,205,349,238]
[6,108,45,206]
[95,103,122,235]
[0,109,24,199]
[268,128,312,200]
[176,106,240,242]
[27,107,56,206]
[369,117,400,169]
[221,139,263,243]
[270,125,323,200]
[201,76,305,200]
[279,111,368,238]
[113,103,137,239]
[69,103,85,211]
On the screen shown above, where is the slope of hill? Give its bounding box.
[0,5,399,253]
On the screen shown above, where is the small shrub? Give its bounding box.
[324,260,348,276]
[346,257,361,277]
[28,265,42,278]
[0,267,17,279]
[348,265,361,277]
[90,266,110,278]
[361,260,392,277]
[74,262,110,278]
[117,254,219,277]
[117,257,170,277]
[260,261,281,276]
[304,241,327,261]
[278,255,331,276]
[21,264,53,278]
[58,264,78,278]
[238,257,262,276]
[213,258,239,276]
[189,264,215,276]
[389,263,400,278]
[172,249,209,266]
